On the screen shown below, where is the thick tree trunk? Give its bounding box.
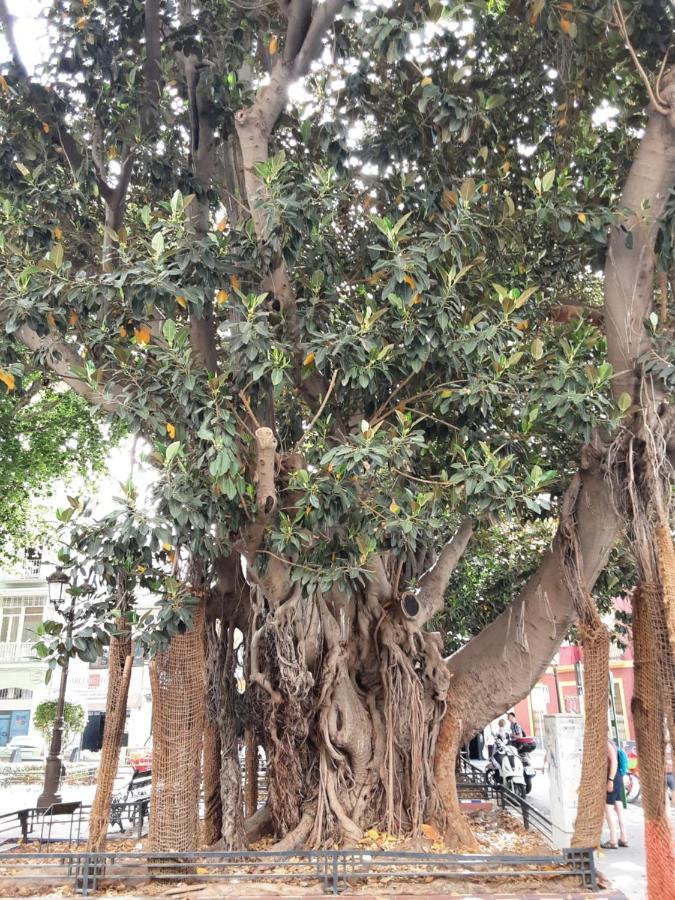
[247,560,456,848]
[87,633,133,852]
[148,604,206,854]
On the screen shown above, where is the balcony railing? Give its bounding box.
[0,642,36,663]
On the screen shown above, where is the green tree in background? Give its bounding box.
[33,700,85,750]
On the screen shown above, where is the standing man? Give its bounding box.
[507,711,524,738]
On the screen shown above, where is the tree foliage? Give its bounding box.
[0,377,109,564]
[33,699,85,749]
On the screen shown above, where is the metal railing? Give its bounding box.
[0,641,35,662]
[0,798,150,848]
[0,846,598,895]
[457,753,553,841]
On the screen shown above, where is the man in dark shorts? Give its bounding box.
[602,736,628,849]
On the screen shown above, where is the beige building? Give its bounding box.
[0,557,152,753]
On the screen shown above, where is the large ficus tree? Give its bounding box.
[1,0,674,851]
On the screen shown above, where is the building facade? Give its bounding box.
[0,560,152,752]
[512,614,635,745]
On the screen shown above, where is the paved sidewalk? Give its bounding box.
[468,757,671,900]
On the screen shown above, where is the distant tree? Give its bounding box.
[0,373,110,565]
[33,700,85,750]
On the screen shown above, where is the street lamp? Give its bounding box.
[36,567,73,809]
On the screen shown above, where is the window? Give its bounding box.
[0,687,33,700]
[0,612,19,643]
[0,596,46,646]
[20,607,43,642]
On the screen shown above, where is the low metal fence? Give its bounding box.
[0,846,598,895]
[457,753,554,841]
[0,798,149,848]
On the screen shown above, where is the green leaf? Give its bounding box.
[163,318,177,344]
[165,441,182,465]
[485,94,506,110]
[50,243,64,268]
[151,231,165,257]
[618,392,632,413]
[530,338,544,360]
[541,169,556,193]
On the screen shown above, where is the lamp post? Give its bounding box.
[36,567,72,809]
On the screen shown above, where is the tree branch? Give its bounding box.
[283,0,313,65]
[400,516,473,626]
[604,85,675,402]
[293,0,345,79]
[17,324,122,414]
[141,0,162,136]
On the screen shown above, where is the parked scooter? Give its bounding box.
[510,735,538,794]
[486,735,527,798]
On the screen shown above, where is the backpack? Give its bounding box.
[617,745,629,776]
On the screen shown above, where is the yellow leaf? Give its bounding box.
[229,274,240,291]
[196,867,208,876]
[162,542,172,552]
[69,311,78,326]
[216,289,229,304]
[421,823,442,842]
[47,313,56,328]
[481,183,489,193]
[560,17,573,34]
[268,35,278,55]
[0,75,9,94]
[441,189,458,209]
[176,294,187,308]
[515,319,529,331]
[135,325,151,346]
[53,226,62,240]
[0,370,15,392]
[119,325,128,338]
[389,501,400,514]
[166,423,176,439]
[77,16,86,29]
[578,212,587,223]
[303,351,315,367]
[411,293,422,305]
[136,564,146,574]
[41,122,50,134]
[500,161,511,175]
[217,218,227,232]
[403,274,415,289]
[365,828,380,841]
[420,76,433,87]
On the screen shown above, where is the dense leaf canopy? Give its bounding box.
[0,0,672,648]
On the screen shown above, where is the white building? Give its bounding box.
[0,557,152,753]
